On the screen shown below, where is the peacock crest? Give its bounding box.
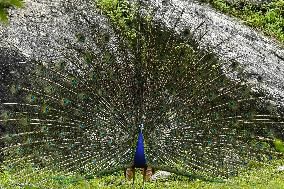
[0,0,284,187]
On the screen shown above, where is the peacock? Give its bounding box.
[0,0,284,188]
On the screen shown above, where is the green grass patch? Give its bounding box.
[202,0,284,44]
[1,159,284,188]
[95,0,138,41]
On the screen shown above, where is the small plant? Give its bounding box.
[274,138,284,153]
[203,0,284,44]
[0,0,24,23]
[95,0,138,41]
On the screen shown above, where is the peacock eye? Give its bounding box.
[79,123,86,129]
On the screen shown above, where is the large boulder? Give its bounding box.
[0,0,103,62]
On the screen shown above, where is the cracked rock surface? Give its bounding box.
[0,0,102,62]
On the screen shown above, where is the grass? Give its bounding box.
[203,0,284,44]
[0,159,284,189]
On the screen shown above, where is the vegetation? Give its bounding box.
[0,0,23,23]
[96,0,139,41]
[203,0,284,44]
[0,159,284,188]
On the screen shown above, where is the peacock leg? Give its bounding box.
[142,167,147,189]
[132,168,135,189]
[145,166,154,181]
[125,167,134,181]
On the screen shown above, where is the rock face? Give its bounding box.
[0,0,284,107]
[0,0,102,62]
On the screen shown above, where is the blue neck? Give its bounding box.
[133,130,146,168]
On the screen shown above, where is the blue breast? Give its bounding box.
[133,131,147,168]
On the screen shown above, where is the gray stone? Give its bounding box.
[277,166,284,171]
[151,171,172,180]
[0,0,115,62]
